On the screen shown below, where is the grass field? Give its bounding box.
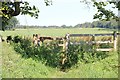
[1,28,119,78]
[0,28,114,37]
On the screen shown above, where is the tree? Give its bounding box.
[61,25,67,28]
[5,17,19,30]
[110,19,118,29]
[93,0,119,21]
[81,0,120,21]
[0,0,52,31]
[74,24,81,28]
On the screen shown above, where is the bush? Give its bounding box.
[13,38,63,68]
[67,42,109,64]
[12,28,15,31]
[13,36,22,43]
[12,36,109,71]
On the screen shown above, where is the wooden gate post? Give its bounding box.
[92,34,95,41]
[65,33,70,51]
[63,38,66,52]
[92,34,96,50]
[113,31,117,51]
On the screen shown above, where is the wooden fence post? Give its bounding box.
[63,38,66,52]
[92,34,96,49]
[113,31,117,51]
[92,34,95,41]
[65,33,70,52]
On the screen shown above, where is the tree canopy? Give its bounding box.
[81,0,120,21]
[0,0,52,31]
[0,0,39,30]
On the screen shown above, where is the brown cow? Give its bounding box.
[33,34,54,46]
[39,36,54,43]
[33,34,38,46]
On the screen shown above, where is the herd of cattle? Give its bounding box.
[32,34,68,46]
[0,34,66,46]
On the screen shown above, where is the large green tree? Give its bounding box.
[0,0,52,31]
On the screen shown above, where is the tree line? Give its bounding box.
[8,17,119,30]
[74,19,119,29]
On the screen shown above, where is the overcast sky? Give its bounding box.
[16,0,118,26]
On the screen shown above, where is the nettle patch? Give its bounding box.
[11,36,109,71]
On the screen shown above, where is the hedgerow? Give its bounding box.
[11,36,109,71]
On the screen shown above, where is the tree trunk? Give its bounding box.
[11,2,21,16]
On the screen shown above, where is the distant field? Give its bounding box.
[0,28,114,37]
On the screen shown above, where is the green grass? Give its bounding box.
[2,42,118,78]
[2,42,56,78]
[0,28,114,37]
[1,28,118,78]
[0,42,2,78]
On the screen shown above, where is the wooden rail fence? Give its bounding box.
[60,31,119,52]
